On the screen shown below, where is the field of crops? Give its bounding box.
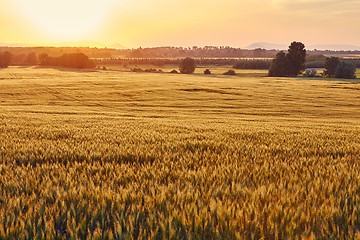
[0,66,359,239]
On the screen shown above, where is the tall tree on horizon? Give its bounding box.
[286,41,307,76]
[268,41,306,77]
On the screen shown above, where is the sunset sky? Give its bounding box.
[1,0,360,49]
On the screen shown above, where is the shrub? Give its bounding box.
[204,69,211,74]
[132,68,143,72]
[170,70,179,74]
[334,61,356,79]
[144,68,158,72]
[179,58,196,74]
[223,70,236,75]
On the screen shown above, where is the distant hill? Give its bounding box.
[245,42,360,51]
[109,43,126,49]
[245,42,288,50]
[308,44,360,51]
[53,41,108,48]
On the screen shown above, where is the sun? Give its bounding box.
[14,0,119,42]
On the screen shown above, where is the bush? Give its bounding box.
[144,68,158,73]
[132,68,143,72]
[223,70,236,75]
[204,69,211,74]
[334,62,356,79]
[179,58,196,74]
[170,70,179,74]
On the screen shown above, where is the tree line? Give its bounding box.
[0,51,12,68]
[96,57,273,69]
[176,42,357,79]
[38,53,95,69]
[0,51,95,69]
[1,43,358,79]
[268,42,357,79]
[3,46,360,60]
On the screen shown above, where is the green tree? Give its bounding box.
[334,61,356,79]
[179,58,196,74]
[286,41,306,76]
[323,57,340,77]
[268,51,288,77]
[268,42,306,77]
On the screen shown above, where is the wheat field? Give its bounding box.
[0,66,359,239]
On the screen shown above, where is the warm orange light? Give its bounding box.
[14,0,122,42]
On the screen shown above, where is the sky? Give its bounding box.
[1,0,360,49]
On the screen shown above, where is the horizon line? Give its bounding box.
[1,43,360,52]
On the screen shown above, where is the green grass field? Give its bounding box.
[0,66,359,239]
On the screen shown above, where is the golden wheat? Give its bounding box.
[0,67,359,239]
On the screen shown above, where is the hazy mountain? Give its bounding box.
[109,43,126,49]
[59,41,126,49]
[246,42,360,51]
[245,42,288,50]
[307,44,360,51]
[54,41,108,48]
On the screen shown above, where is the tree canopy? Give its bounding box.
[179,58,196,74]
[23,52,38,66]
[39,53,95,69]
[334,62,356,79]
[286,42,306,76]
[323,57,340,78]
[268,41,306,77]
[268,51,288,77]
[0,51,12,68]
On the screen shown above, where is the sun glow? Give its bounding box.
[14,0,120,42]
